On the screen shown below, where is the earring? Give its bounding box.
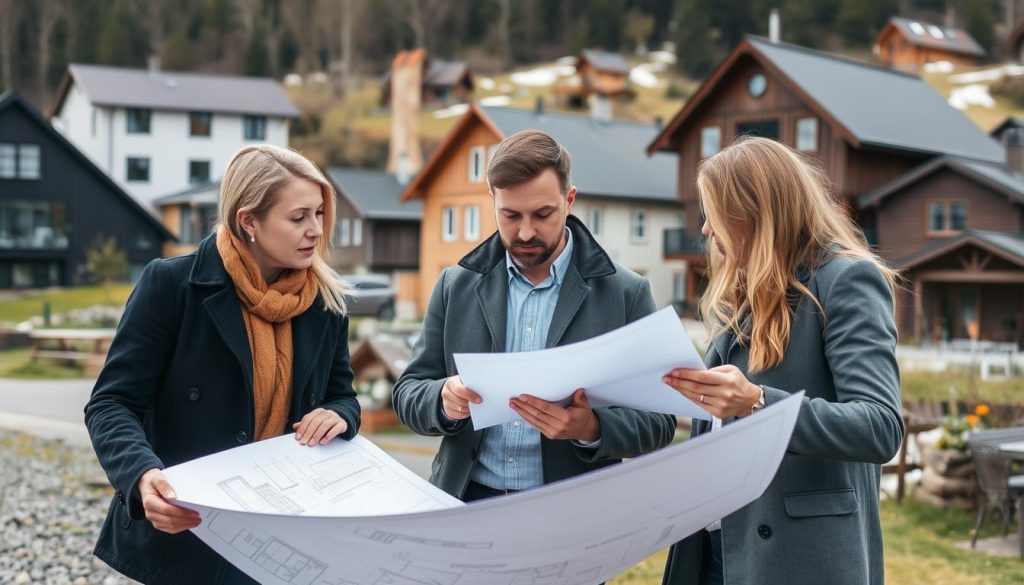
[249,234,255,243]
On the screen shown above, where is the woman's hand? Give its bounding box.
[138,468,201,534]
[293,408,349,446]
[663,365,762,419]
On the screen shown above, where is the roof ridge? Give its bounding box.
[70,62,279,82]
[746,34,921,81]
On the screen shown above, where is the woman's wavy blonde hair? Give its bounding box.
[697,136,897,372]
[218,144,347,314]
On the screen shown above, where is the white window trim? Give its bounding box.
[701,126,721,158]
[352,219,363,246]
[442,206,458,242]
[796,117,818,152]
[588,207,603,237]
[630,209,648,243]
[339,218,351,247]
[464,205,481,241]
[468,146,485,183]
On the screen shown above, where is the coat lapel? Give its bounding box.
[475,263,508,352]
[546,264,590,348]
[202,288,254,397]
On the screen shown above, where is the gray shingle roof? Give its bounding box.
[424,61,471,88]
[858,156,1024,209]
[61,64,300,117]
[581,49,631,74]
[896,229,1024,268]
[748,36,1004,163]
[887,17,985,58]
[152,181,221,207]
[482,107,677,202]
[327,168,422,220]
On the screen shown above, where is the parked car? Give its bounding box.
[340,274,396,320]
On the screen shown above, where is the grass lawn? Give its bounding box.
[0,284,132,325]
[0,347,84,378]
[901,370,1024,406]
[609,500,1024,584]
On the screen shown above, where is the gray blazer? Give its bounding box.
[393,215,677,498]
[663,254,904,585]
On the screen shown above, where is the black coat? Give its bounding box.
[84,234,360,585]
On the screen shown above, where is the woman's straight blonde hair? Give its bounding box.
[697,136,897,372]
[218,144,347,314]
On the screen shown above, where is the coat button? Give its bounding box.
[236,431,248,444]
[757,524,772,539]
[187,387,201,402]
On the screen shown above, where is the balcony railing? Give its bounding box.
[663,228,706,257]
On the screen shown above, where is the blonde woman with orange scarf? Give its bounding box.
[661,137,903,585]
[85,145,360,585]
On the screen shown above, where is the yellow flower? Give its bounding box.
[975,404,990,417]
[966,415,980,426]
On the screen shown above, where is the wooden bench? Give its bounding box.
[29,329,115,375]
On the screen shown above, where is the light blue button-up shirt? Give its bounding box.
[469,229,575,491]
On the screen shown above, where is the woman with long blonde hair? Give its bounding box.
[85,145,360,585]
[661,137,903,585]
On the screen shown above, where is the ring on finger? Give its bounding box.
[700,394,706,404]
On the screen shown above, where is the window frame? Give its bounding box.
[796,117,818,152]
[189,111,213,137]
[468,146,485,183]
[464,205,481,241]
[700,126,721,159]
[442,206,458,242]
[188,160,211,185]
[126,108,151,134]
[126,156,151,183]
[630,208,648,243]
[926,200,968,236]
[244,115,267,141]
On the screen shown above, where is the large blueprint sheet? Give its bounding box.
[163,393,802,585]
[453,306,710,430]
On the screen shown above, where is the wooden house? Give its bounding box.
[649,36,1024,346]
[874,17,984,71]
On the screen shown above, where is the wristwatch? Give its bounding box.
[750,384,766,415]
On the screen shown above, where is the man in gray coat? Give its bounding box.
[393,130,676,501]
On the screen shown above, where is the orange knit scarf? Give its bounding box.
[216,226,319,440]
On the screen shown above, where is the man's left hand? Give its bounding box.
[510,389,600,442]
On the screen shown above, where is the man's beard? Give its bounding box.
[506,233,561,270]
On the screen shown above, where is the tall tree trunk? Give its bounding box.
[498,0,511,68]
[339,0,354,96]
[37,0,65,101]
[0,0,15,92]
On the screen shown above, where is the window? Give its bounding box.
[179,207,196,244]
[126,157,150,182]
[338,218,351,246]
[0,144,40,180]
[588,207,603,237]
[796,117,818,152]
[189,160,211,184]
[0,144,14,178]
[464,205,481,241]
[673,272,687,302]
[189,112,212,137]
[701,126,721,158]
[0,201,69,250]
[468,146,485,183]
[244,116,267,140]
[353,220,362,246]
[126,108,151,134]
[737,120,779,140]
[928,201,967,234]
[442,206,457,241]
[630,209,647,242]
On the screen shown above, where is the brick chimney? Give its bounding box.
[1006,127,1024,173]
[386,49,425,177]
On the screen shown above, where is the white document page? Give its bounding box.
[164,393,803,585]
[163,435,462,517]
[454,306,710,430]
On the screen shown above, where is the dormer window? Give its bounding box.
[928,201,966,235]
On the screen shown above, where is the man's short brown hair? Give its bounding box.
[487,130,572,195]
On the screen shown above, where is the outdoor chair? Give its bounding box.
[966,434,1024,552]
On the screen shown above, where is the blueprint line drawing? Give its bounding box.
[163,394,803,585]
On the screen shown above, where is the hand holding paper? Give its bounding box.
[453,306,711,430]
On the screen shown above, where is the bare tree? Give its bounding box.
[36,0,67,100]
[498,0,511,68]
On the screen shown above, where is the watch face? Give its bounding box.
[748,74,767,98]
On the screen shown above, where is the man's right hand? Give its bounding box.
[440,375,482,421]
[138,468,201,534]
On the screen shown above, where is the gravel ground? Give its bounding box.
[0,431,136,584]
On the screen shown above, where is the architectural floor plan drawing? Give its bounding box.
[163,393,803,585]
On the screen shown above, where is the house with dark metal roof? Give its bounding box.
[650,35,1024,346]
[555,48,635,108]
[0,92,173,288]
[326,167,422,274]
[380,50,474,110]
[401,103,684,315]
[875,16,985,71]
[49,62,298,205]
[152,181,220,258]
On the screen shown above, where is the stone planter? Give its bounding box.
[911,445,977,510]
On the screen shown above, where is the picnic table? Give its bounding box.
[29,328,116,373]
